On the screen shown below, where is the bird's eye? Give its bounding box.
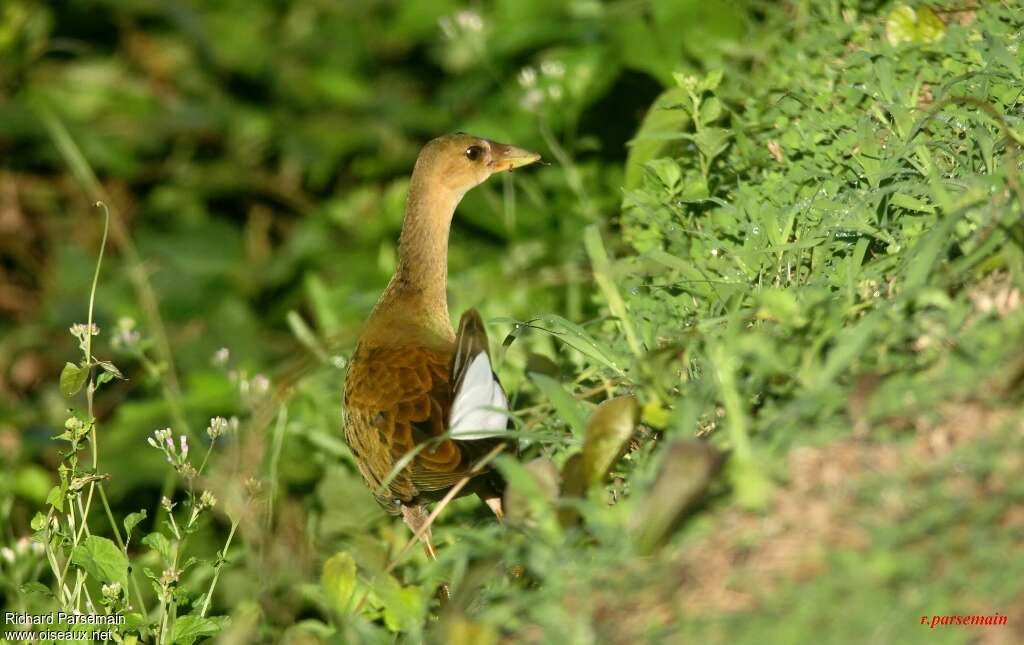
[465,146,484,161]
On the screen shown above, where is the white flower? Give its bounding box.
[518,66,537,88]
[212,348,230,367]
[0,547,14,563]
[455,10,483,31]
[521,88,544,111]
[207,416,236,439]
[69,323,100,339]
[541,60,565,78]
[200,490,217,509]
[251,374,270,395]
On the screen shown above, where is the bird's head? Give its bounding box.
[414,132,541,195]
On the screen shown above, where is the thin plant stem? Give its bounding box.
[266,406,288,528]
[98,484,149,614]
[200,519,238,618]
[38,106,197,444]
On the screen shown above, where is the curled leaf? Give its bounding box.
[631,440,722,555]
[581,395,639,489]
[123,510,148,543]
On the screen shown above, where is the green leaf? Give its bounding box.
[170,614,228,645]
[631,441,722,554]
[647,158,681,193]
[19,582,54,598]
[376,578,425,633]
[70,535,129,586]
[142,532,172,562]
[891,193,935,214]
[693,127,731,164]
[45,484,65,512]
[625,87,690,189]
[509,314,625,376]
[529,373,588,438]
[700,96,722,125]
[756,288,808,327]
[321,551,358,614]
[581,395,639,488]
[124,510,147,543]
[96,359,124,379]
[31,512,47,531]
[698,69,724,93]
[59,362,89,398]
[886,5,945,46]
[501,457,560,530]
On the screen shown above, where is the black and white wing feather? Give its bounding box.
[448,309,510,440]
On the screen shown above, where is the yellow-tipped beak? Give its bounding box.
[488,142,542,172]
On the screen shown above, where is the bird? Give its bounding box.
[342,133,541,560]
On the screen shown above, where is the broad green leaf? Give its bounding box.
[698,69,724,93]
[700,95,722,125]
[321,551,358,614]
[170,614,228,645]
[45,485,64,512]
[374,575,425,633]
[60,362,89,398]
[693,127,730,164]
[631,441,721,554]
[71,535,129,586]
[886,5,945,46]
[142,532,171,562]
[581,395,639,488]
[625,87,690,188]
[647,158,682,193]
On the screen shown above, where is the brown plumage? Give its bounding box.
[342,133,540,555]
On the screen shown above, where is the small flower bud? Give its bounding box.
[200,490,217,509]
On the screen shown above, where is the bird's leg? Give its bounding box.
[400,504,450,601]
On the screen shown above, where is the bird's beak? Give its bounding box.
[488,142,542,173]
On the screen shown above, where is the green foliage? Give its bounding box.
[2,0,1023,643]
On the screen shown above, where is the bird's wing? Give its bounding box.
[448,309,510,440]
[344,342,468,505]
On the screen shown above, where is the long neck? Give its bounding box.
[395,171,460,303]
[367,169,463,344]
